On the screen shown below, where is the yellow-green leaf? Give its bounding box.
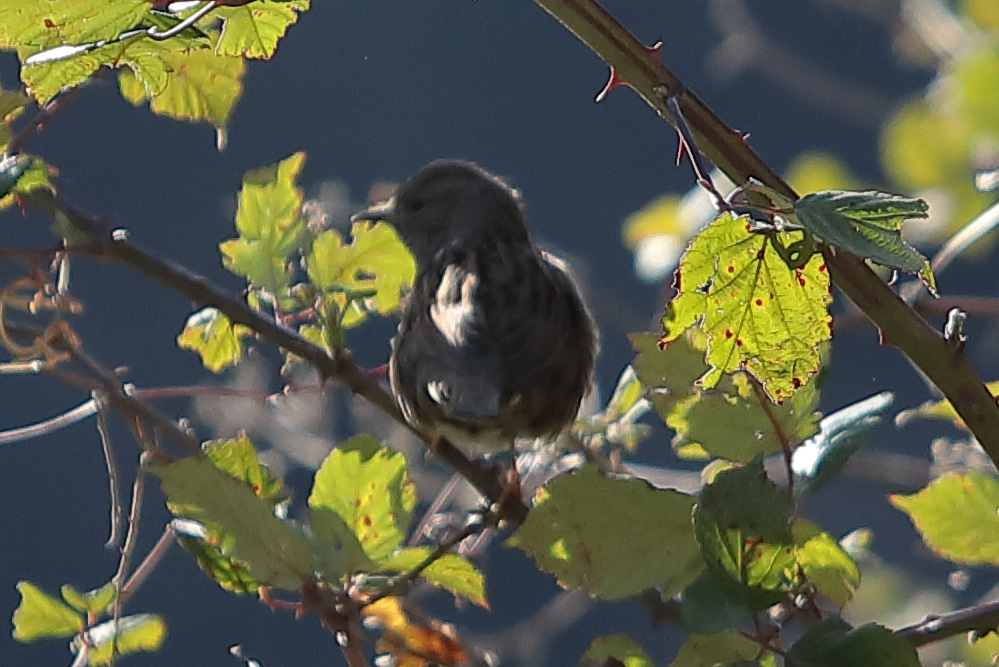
[305,222,415,328]
[661,212,831,402]
[582,635,652,667]
[214,1,310,59]
[378,548,487,608]
[12,581,84,641]
[891,471,999,565]
[308,435,417,563]
[176,307,251,372]
[118,41,244,128]
[75,613,166,666]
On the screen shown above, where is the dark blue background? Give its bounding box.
[2,1,990,666]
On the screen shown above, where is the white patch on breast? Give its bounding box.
[430,264,478,346]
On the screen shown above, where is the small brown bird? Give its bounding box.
[355,160,597,454]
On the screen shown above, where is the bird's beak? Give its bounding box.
[350,197,396,224]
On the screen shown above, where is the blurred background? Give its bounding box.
[2,0,999,665]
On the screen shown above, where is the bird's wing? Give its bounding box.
[394,260,505,424]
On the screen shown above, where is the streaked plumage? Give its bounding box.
[360,160,597,452]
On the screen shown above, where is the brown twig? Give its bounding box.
[895,599,999,647]
[19,189,531,524]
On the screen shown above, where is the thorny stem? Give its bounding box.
[530,0,999,476]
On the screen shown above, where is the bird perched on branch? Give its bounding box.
[354,160,597,456]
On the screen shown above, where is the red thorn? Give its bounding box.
[367,363,388,378]
[596,66,624,102]
[647,41,663,59]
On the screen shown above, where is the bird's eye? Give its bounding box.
[407,198,426,213]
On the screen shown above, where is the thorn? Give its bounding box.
[596,66,624,102]
[647,40,663,59]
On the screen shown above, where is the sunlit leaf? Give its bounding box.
[152,453,312,590]
[309,435,417,563]
[12,582,83,641]
[60,582,116,615]
[378,548,487,608]
[792,520,860,607]
[0,0,149,49]
[509,465,703,599]
[214,1,310,59]
[118,40,244,128]
[693,457,797,609]
[220,152,308,292]
[176,307,251,372]
[661,211,831,402]
[666,371,820,462]
[895,380,999,429]
[891,471,999,565]
[581,635,652,667]
[75,613,166,666]
[793,190,935,292]
[305,221,415,328]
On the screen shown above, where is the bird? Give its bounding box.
[353,160,597,456]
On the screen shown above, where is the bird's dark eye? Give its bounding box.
[407,198,425,213]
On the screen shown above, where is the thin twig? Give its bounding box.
[93,391,124,549]
[20,189,531,524]
[0,396,97,444]
[750,377,795,495]
[119,524,175,608]
[895,598,999,647]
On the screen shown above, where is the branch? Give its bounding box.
[530,0,999,467]
[20,189,530,525]
[896,599,999,647]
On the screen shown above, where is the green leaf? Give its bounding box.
[786,616,919,666]
[693,458,797,609]
[152,453,312,590]
[74,613,166,666]
[176,307,251,372]
[60,583,116,615]
[308,435,417,563]
[891,471,999,565]
[12,582,84,641]
[666,371,820,462]
[793,190,935,293]
[0,0,149,50]
[668,632,771,667]
[895,380,999,429]
[118,41,244,128]
[677,571,754,634]
[792,520,860,607]
[305,221,416,328]
[377,548,487,607]
[204,434,285,500]
[581,635,652,667]
[508,465,703,599]
[792,392,893,495]
[214,1,310,59]
[167,436,290,592]
[173,522,258,594]
[661,211,831,402]
[20,30,206,105]
[220,152,309,292]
